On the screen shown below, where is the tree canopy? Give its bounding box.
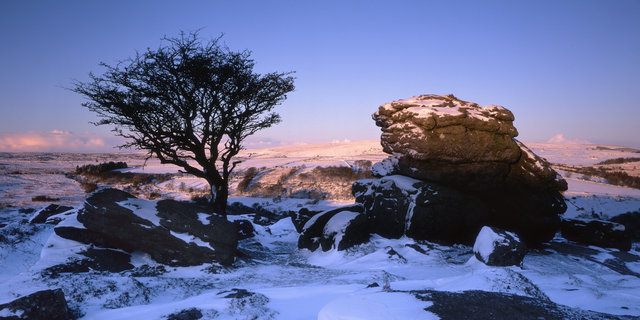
[72,32,295,214]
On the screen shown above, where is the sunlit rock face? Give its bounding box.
[373,94,519,163]
[372,94,567,193]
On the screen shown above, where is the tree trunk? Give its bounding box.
[211,182,229,217]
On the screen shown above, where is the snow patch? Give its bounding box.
[318,291,437,320]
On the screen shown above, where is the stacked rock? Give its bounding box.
[358,94,567,246]
[299,94,567,252]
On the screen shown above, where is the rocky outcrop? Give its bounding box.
[29,204,74,224]
[561,218,631,251]
[362,94,566,247]
[44,248,134,275]
[55,188,238,266]
[0,289,71,320]
[473,226,527,267]
[290,208,321,233]
[609,211,640,241]
[372,94,566,193]
[298,204,369,251]
[297,94,567,251]
[353,176,560,246]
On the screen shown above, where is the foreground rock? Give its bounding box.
[412,289,634,320]
[609,211,640,241]
[298,204,369,251]
[561,218,631,251]
[473,226,527,267]
[29,204,74,224]
[0,289,71,320]
[44,248,134,275]
[55,188,237,266]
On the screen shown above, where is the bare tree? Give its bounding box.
[72,32,295,215]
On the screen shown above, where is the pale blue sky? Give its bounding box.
[0,0,638,151]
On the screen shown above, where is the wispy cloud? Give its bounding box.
[0,131,124,152]
[546,133,592,145]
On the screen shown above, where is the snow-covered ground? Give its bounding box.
[1,141,640,319]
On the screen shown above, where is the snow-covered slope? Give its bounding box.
[1,141,640,319]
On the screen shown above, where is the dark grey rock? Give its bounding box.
[290,208,321,233]
[412,289,634,320]
[319,210,369,251]
[166,307,203,320]
[561,218,631,251]
[0,289,71,320]
[610,211,640,241]
[55,188,237,267]
[156,199,238,266]
[353,176,560,247]
[232,219,255,240]
[298,204,363,251]
[473,226,527,267]
[30,204,74,224]
[44,248,133,275]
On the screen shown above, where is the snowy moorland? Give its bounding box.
[1,140,640,319]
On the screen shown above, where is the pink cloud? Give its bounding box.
[0,131,123,152]
[546,133,592,145]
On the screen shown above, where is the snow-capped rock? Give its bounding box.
[298,204,368,251]
[55,188,238,266]
[371,94,567,194]
[473,226,527,267]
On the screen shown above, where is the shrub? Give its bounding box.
[31,195,60,202]
[79,181,99,193]
[238,167,259,192]
[353,160,373,172]
[74,161,128,175]
[596,157,640,165]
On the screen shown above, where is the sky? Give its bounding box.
[0,0,638,152]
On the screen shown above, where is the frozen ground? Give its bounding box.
[1,141,640,319]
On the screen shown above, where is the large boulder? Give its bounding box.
[561,218,631,251]
[156,199,238,265]
[609,211,640,241]
[0,289,71,320]
[298,204,368,251]
[55,188,237,266]
[371,94,567,193]
[357,94,567,247]
[373,94,519,163]
[473,226,527,267]
[44,248,134,275]
[298,94,567,251]
[353,176,560,246]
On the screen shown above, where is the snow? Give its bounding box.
[472,227,503,262]
[197,212,209,225]
[0,308,23,317]
[169,231,214,251]
[323,211,359,248]
[380,175,422,193]
[379,95,508,123]
[318,291,438,320]
[1,141,640,319]
[117,198,161,226]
